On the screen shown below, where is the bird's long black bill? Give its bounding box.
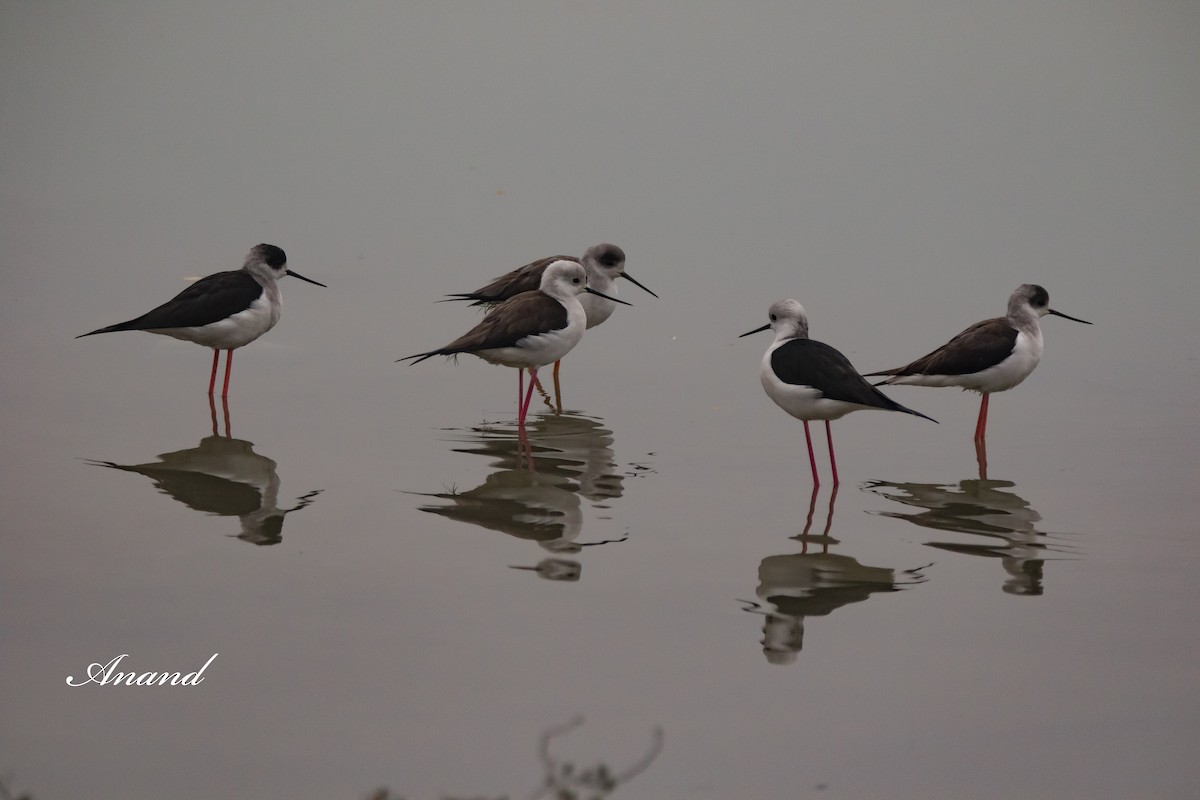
[288,269,327,287]
[739,323,771,338]
[619,271,659,298]
[1048,309,1091,324]
[586,287,632,306]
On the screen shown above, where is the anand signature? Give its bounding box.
[66,653,218,686]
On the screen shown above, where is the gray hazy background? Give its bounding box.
[2,2,1198,799]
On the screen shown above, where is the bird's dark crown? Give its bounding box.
[593,244,625,268]
[253,244,288,269]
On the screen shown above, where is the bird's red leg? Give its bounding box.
[975,436,988,480]
[207,349,220,395]
[220,349,233,398]
[974,393,990,443]
[528,367,545,393]
[803,421,820,486]
[519,367,538,432]
[825,420,840,486]
[552,359,563,414]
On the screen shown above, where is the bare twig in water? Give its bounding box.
[530,715,664,799]
[365,717,662,800]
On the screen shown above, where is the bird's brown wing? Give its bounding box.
[446,256,577,305]
[868,317,1017,377]
[403,291,568,363]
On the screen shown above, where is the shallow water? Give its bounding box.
[3,3,1199,799]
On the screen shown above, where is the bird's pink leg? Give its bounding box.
[519,367,525,412]
[974,436,989,481]
[825,420,840,486]
[974,393,990,443]
[803,421,820,486]
[220,349,234,398]
[207,349,220,395]
[519,366,539,432]
[552,359,563,414]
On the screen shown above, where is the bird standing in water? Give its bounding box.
[445,243,656,408]
[403,260,630,432]
[742,299,936,486]
[77,243,325,397]
[866,284,1091,443]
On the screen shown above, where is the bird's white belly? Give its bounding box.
[150,295,279,350]
[961,331,1043,393]
[889,329,1044,394]
[476,323,584,369]
[761,354,862,422]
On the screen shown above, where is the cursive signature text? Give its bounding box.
[66,653,218,686]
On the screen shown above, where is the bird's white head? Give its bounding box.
[740,298,810,342]
[1009,284,1090,325]
[540,260,591,300]
[540,259,632,308]
[580,243,657,299]
[581,243,626,280]
[244,243,326,287]
[1011,284,1052,318]
[244,244,288,279]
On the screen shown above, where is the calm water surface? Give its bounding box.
[3,3,1198,799]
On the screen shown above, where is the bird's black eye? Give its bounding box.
[572,277,581,284]
[769,314,777,321]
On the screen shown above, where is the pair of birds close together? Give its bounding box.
[78,243,1091,481]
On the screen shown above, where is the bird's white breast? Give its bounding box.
[151,291,279,350]
[476,299,587,369]
[965,328,1043,393]
[759,342,863,422]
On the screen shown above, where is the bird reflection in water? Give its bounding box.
[414,411,644,581]
[864,474,1070,596]
[87,395,321,545]
[742,486,928,664]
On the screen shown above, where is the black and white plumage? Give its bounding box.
[741,299,936,485]
[77,243,325,396]
[866,284,1091,442]
[402,260,630,431]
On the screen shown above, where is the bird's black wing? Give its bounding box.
[773,339,936,421]
[771,339,886,405]
[78,271,262,335]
